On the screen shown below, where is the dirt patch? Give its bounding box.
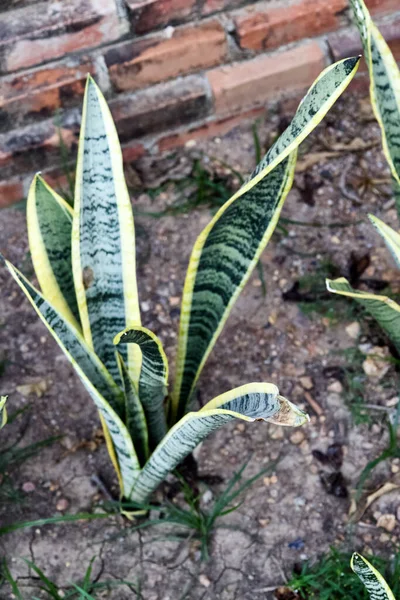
[0,93,399,599]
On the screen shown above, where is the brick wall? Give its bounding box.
[0,0,399,206]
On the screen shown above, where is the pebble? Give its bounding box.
[199,574,211,588]
[327,380,343,394]
[269,426,284,440]
[376,513,396,532]
[202,490,213,504]
[56,498,69,512]
[345,322,361,339]
[22,481,35,493]
[300,376,313,390]
[290,431,305,445]
[169,296,180,307]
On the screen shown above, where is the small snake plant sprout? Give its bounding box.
[3,56,359,504]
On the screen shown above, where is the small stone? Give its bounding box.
[345,322,361,339]
[386,396,399,407]
[202,490,213,504]
[263,477,271,486]
[269,425,284,440]
[327,380,343,393]
[376,513,396,532]
[236,423,245,432]
[199,574,211,588]
[331,235,340,245]
[270,474,278,485]
[392,464,400,474]
[290,431,305,445]
[56,498,69,512]
[22,481,35,493]
[258,518,270,527]
[300,376,313,390]
[363,347,391,380]
[169,296,180,307]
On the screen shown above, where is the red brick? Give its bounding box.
[202,0,247,16]
[0,179,24,208]
[122,142,146,163]
[366,0,400,15]
[0,62,93,131]
[126,0,197,34]
[207,41,325,116]
[158,107,264,152]
[106,21,228,93]
[110,75,211,140]
[1,0,122,73]
[235,0,347,52]
[328,16,400,66]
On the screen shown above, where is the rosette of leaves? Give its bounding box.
[3,57,359,503]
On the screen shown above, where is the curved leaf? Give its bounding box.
[172,56,360,421]
[4,260,139,497]
[369,214,400,268]
[72,76,141,385]
[114,326,168,448]
[351,553,395,600]
[130,383,308,502]
[0,395,8,430]
[349,0,400,186]
[326,277,400,352]
[116,351,149,466]
[27,174,80,328]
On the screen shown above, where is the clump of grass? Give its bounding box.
[287,546,400,600]
[121,458,276,561]
[0,557,139,599]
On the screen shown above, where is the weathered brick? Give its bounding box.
[202,0,247,16]
[110,75,211,140]
[0,0,122,73]
[0,62,93,132]
[122,142,146,163]
[158,107,264,151]
[0,117,79,180]
[106,21,228,92]
[328,16,400,65]
[0,178,24,208]
[235,0,347,52]
[366,0,400,15]
[126,0,197,34]
[207,41,325,116]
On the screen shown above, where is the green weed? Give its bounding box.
[121,457,277,561]
[0,557,139,599]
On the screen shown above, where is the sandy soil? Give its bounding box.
[0,93,399,599]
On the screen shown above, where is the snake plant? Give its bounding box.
[348,0,400,213]
[3,57,359,503]
[327,214,400,352]
[0,396,7,430]
[351,553,396,600]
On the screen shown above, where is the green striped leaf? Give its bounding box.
[172,56,360,421]
[130,383,308,503]
[116,351,149,467]
[4,259,140,497]
[0,395,8,430]
[349,0,400,187]
[326,277,400,352]
[72,76,141,385]
[351,553,395,600]
[27,174,80,328]
[369,214,400,268]
[114,327,168,449]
